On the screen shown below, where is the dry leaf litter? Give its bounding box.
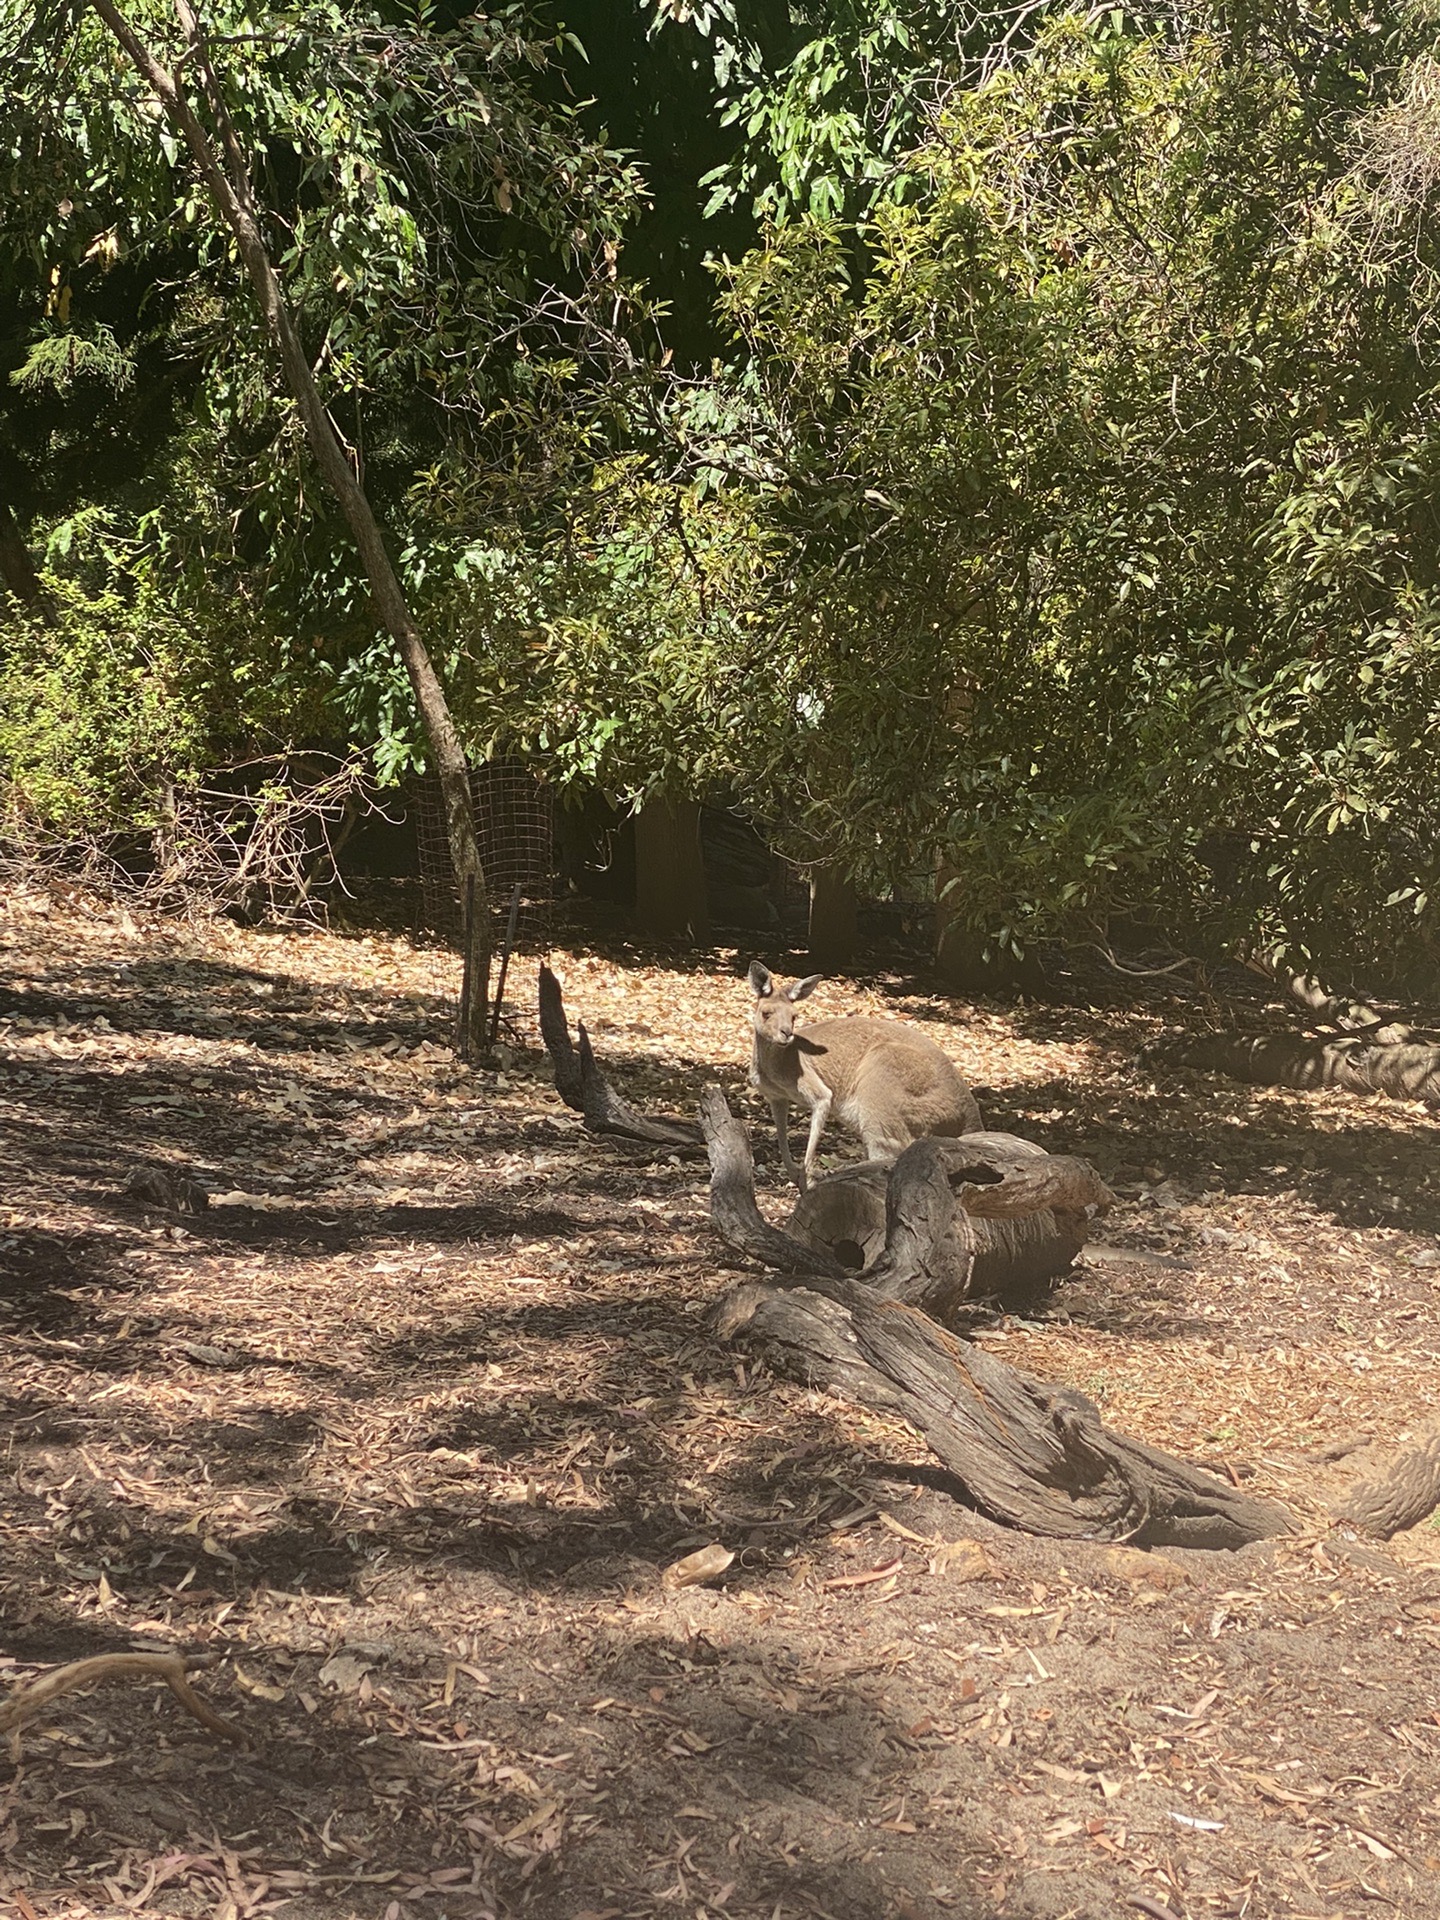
[2,883,1439,1920]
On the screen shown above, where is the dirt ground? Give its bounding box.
[3,882,1440,1920]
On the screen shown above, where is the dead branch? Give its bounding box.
[699,1082,849,1281]
[1084,941,1199,980]
[718,1280,1291,1548]
[0,753,378,924]
[0,1649,249,1751]
[537,961,583,1111]
[537,965,704,1150]
[699,1089,1285,1547]
[576,1023,704,1149]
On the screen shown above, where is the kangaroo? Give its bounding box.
[747,961,982,1190]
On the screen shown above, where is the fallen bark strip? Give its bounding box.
[538,965,703,1150]
[0,1650,248,1749]
[700,1089,1289,1547]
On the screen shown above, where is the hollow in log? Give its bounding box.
[790,1132,1106,1315]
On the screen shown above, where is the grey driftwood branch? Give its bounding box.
[698,1085,1293,1550]
[538,963,704,1150]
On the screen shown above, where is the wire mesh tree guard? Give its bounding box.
[412,760,555,1040]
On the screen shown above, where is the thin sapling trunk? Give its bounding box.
[87,0,493,1051]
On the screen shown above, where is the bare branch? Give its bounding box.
[0,1650,248,1752]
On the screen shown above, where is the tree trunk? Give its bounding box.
[1245,954,1412,1041]
[88,0,491,1052]
[934,858,1041,994]
[1149,957,1440,1109]
[807,864,858,971]
[0,494,53,622]
[634,797,708,942]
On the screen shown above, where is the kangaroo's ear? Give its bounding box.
[791,973,823,1001]
[747,960,774,997]
[793,1032,828,1055]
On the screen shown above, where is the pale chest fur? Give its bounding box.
[750,1035,807,1104]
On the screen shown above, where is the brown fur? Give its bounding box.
[747,962,982,1190]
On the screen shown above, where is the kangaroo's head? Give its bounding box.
[748,961,825,1051]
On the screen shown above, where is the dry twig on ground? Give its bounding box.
[0,1650,248,1753]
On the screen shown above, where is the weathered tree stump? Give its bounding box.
[700,1084,1110,1315]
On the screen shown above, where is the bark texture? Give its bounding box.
[789,1133,1104,1316]
[701,1088,1290,1548]
[720,1282,1291,1548]
[1328,1417,1440,1539]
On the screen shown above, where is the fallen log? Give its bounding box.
[792,1132,1107,1316]
[699,1081,1107,1317]
[718,1281,1292,1548]
[1145,1029,1440,1107]
[699,1087,1291,1548]
[1244,954,1414,1043]
[1325,1416,1440,1540]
